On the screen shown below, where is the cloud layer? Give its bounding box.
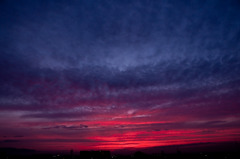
[0,0,240,151]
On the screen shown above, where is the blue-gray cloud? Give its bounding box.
[0,0,240,144]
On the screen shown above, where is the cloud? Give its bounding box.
[0,0,240,151]
[43,124,88,130]
[14,135,24,138]
[3,140,20,143]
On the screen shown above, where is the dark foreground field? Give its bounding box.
[0,151,240,159]
[1,142,240,159]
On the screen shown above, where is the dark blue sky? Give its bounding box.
[0,0,240,151]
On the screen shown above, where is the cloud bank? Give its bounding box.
[0,0,240,151]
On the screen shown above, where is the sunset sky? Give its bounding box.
[0,0,240,152]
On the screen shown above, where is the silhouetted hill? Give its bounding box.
[112,141,240,155]
[0,147,36,155]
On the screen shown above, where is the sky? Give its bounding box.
[0,0,240,152]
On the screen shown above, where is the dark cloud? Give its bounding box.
[14,135,24,138]
[43,124,88,130]
[21,111,95,119]
[3,140,20,143]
